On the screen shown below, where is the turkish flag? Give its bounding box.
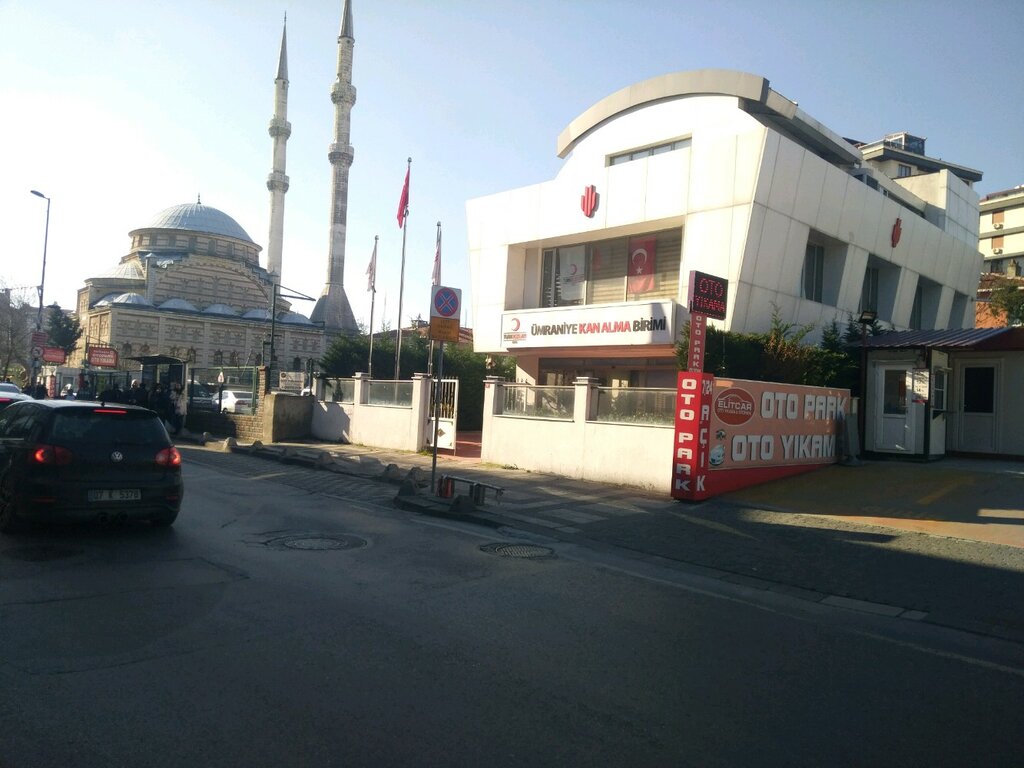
[397,166,410,228]
[627,237,656,293]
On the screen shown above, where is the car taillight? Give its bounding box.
[30,444,74,466]
[156,447,182,467]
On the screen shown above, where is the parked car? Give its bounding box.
[186,382,218,412]
[0,382,25,395]
[0,400,183,532]
[0,390,33,412]
[218,389,253,414]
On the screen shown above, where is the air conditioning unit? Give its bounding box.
[994,222,1004,229]
[993,248,1003,255]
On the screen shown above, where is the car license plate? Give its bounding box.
[88,489,141,502]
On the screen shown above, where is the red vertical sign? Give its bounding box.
[671,372,714,501]
[688,313,707,372]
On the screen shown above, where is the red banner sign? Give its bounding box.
[671,372,714,501]
[41,346,66,364]
[87,346,119,368]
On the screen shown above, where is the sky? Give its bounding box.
[2,0,1022,332]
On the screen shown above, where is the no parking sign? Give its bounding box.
[429,285,461,342]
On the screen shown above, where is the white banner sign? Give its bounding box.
[501,301,675,349]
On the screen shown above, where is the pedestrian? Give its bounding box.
[169,383,187,435]
[152,383,171,428]
[62,384,75,399]
[127,380,142,406]
[136,381,150,409]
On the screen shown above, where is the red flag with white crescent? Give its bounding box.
[397,166,410,228]
[627,237,656,293]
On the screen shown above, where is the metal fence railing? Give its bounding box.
[501,385,574,420]
[595,387,675,425]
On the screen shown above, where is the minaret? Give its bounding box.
[311,0,357,332]
[265,15,290,283]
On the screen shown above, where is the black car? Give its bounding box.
[0,400,183,532]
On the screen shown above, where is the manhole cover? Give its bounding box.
[5,545,82,562]
[265,534,366,552]
[480,543,555,559]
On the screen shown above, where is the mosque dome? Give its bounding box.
[111,292,153,306]
[139,202,254,243]
[242,308,272,320]
[204,303,239,316]
[158,298,199,312]
[278,311,313,325]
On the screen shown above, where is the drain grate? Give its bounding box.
[265,534,367,552]
[480,542,555,559]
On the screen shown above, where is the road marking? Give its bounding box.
[673,513,758,540]
[915,478,970,506]
[852,630,1024,680]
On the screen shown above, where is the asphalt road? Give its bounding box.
[1,449,1023,767]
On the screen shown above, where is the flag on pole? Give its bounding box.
[366,238,377,292]
[397,166,410,228]
[627,236,657,294]
[432,222,442,286]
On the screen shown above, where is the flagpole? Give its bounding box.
[428,220,441,377]
[367,235,378,378]
[395,157,411,379]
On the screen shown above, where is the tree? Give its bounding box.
[46,304,82,356]
[985,277,1024,326]
[0,286,34,384]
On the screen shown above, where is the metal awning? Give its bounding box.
[863,328,1024,351]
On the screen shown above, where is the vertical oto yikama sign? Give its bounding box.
[672,372,714,501]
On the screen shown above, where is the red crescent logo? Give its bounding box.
[511,318,520,331]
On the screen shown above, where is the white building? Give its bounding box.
[467,70,983,386]
[979,185,1024,275]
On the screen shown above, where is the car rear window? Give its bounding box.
[49,408,169,445]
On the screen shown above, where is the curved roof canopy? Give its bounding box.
[138,202,254,243]
[158,298,199,312]
[556,69,861,167]
[111,292,153,306]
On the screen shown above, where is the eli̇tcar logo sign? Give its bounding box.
[714,388,755,426]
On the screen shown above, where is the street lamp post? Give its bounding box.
[30,190,51,389]
[857,309,877,459]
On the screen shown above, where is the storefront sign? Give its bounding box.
[672,375,850,500]
[672,372,714,501]
[580,184,598,217]
[87,346,119,368]
[501,301,675,349]
[688,270,728,320]
[688,314,707,372]
[708,379,848,470]
[42,346,66,364]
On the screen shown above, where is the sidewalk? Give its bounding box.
[186,431,1024,642]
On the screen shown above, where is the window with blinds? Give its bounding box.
[540,229,682,307]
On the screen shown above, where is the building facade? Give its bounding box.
[71,202,324,376]
[979,185,1024,275]
[467,70,983,386]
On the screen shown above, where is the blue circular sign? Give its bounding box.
[434,287,459,318]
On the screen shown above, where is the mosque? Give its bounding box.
[66,2,359,382]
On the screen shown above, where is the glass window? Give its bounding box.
[963,367,995,413]
[883,370,907,415]
[860,266,879,314]
[932,369,947,411]
[910,285,923,330]
[608,138,691,166]
[897,164,912,178]
[803,244,824,302]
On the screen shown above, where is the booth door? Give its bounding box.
[956,363,997,453]
[875,366,913,453]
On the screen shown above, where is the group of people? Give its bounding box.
[58,379,189,436]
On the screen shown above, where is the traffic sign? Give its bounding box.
[430,285,461,319]
[31,331,48,346]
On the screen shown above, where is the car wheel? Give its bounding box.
[151,510,178,528]
[0,478,27,534]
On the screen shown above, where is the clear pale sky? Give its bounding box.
[2,0,1021,331]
